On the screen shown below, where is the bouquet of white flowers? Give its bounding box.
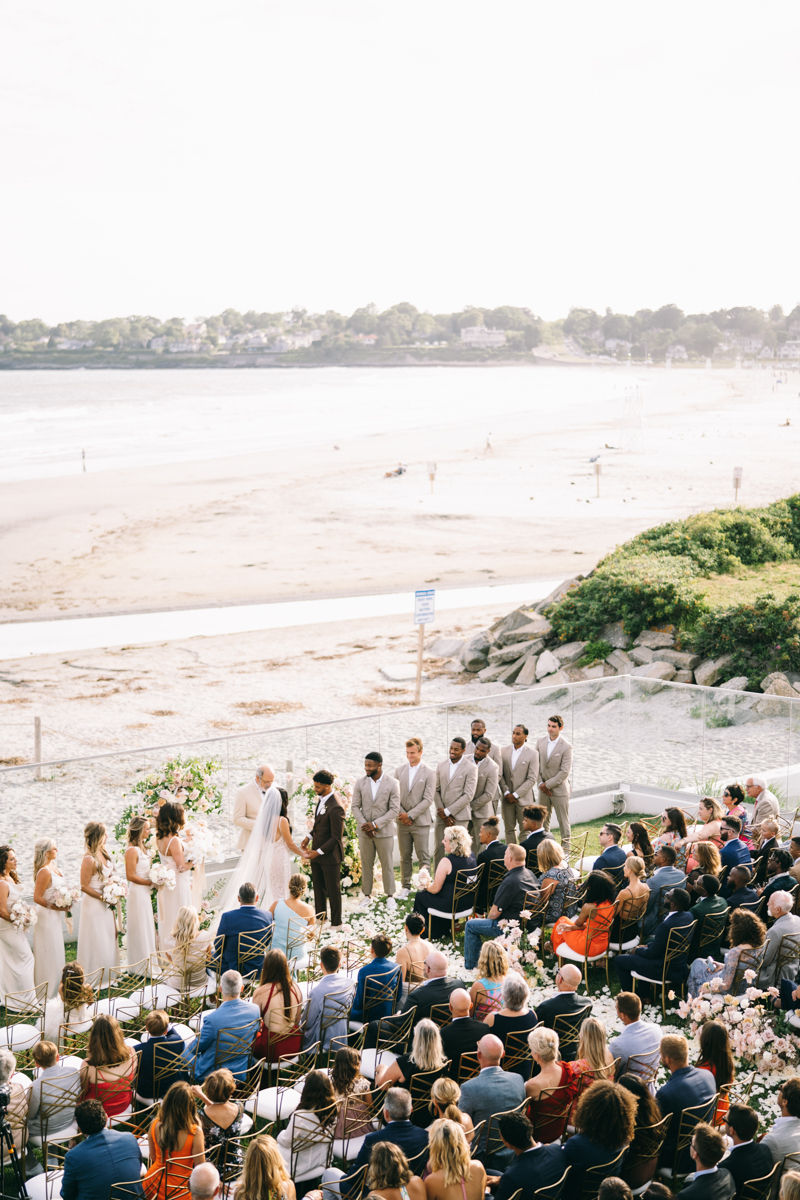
[148,861,176,891]
[50,883,82,913]
[10,900,38,933]
[183,820,221,867]
[101,874,128,907]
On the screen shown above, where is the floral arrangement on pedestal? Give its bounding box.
[291,762,361,893]
[676,973,800,1072]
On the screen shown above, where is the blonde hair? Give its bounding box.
[405,738,423,752]
[693,841,722,875]
[528,1026,559,1063]
[626,855,645,879]
[368,1143,413,1191]
[84,822,109,870]
[476,940,508,981]
[577,1015,608,1070]
[33,1041,58,1068]
[428,1118,472,1187]
[238,1137,290,1200]
[699,797,723,823]
[781,1172,800,1200]
[171,905,200,947]
[410,1018,446,1072]
[430,1077,462,1122]
[661,1034,688,1065]
[444,825,472,858]
[537,838,565,872]
[33,838,56,881]
[127,815,149,847]
[288,874,306,899]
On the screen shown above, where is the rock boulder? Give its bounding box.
[631,646,654,666]
[516,656,540,687]
[606,649,633,673]
[536,649,561,679]
[652,649,701,670]
[427,637,465,658]
[631,661,677,680]
[694,654,735,688]
[554,641,588,665]
[719,676,749,692]
[634,630,676,649]
[497,622,551,647]
[673,670,694,684]
[533,577,583,614]
[601,621,630,649]
[460,632,494,673]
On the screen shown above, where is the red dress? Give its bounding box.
[82,1061,135,1116]
[252,982,303,1061]
[527,1063,576,1143]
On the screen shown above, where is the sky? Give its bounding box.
[2,0,799,325]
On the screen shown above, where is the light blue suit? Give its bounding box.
[608,1018,662,1090]
[303,972,355,1049]
[459,1065,525,1168]
[181,996,260,1081]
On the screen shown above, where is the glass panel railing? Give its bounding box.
[568,675,631,793]
[377,704,450,776]
[702,685,791,798]
[629,678,705,793]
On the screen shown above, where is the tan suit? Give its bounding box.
[536,734,573,850]
[352,772,402,897]
[500,744,540,844]
[395,762,436,888]
[464,739,503,812]
[433,758,478,868]
[469,756,501,855]
[752,788,780,836]
[232,780,265,851]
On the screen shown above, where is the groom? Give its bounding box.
[302,769,345,928]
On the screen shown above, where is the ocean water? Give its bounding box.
[0,364,647,482]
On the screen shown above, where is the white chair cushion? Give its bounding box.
[427,907,473,920]
[347,1021,364,1031]
[333,1134,367,1162]
[25,1170,64,1200]
[608,937,640,952]
[244,1086,302,1122]
[630,971,663,987]
[556,945,608,964]
[96,993,144,1021]
[172,1022,195,1042]
[240,1113,254,1135]
[109,1106,134,1125]
[360,1049,397,1080]
[0,1025,41,1051]
[28,1122,80,1148]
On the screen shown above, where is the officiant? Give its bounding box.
[233,765,274,850]
[302,769,345,928]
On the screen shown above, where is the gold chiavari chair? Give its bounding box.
[533,1169,571,1200]
[620,1114,672,1192]
[0,982,49,1071]
[578,1147,628,1200]
[425,864,484,943]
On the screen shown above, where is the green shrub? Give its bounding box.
[548,553,708,642]
[576,639,614,666]
[691,592,800,679]
[605,505,796,574]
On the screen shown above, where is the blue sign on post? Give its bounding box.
[414,588,435,626]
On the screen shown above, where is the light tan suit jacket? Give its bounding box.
[500,744,539,803]
[394,763,436,827]
[434,758,478,824]
[536,736,573,798]
[351,773,402,837]
[472,757,501,821]
[232,780,265,851]
[464,739,502,802]
[752,789,780,833]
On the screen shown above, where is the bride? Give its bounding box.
[216,785,307,919]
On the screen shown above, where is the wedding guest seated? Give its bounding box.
[189,1162,220,1200]
[144,1081,205,1200]
[719,818,753,875]
[724,865,759,910]
[751,820,780,884]
[303,946,354,1050]
[687,908,766,998]
[61,1099,144,1200]
[695,1021,735,1123]
[395,913,432,1001]
[757,849,795,903]
[476,819,509,912]
[80,1014,137,1117]
[440,989,488,1079]
[597,1181,632,1200]
[610,857,650,942]
[688,875,728,960]
[459,1035,525,1169]
[625,822,654,867]
[518,807,553,875]
[213,883,273,977]
[413,825,478,941]
[686,840,722,882]
[330,1047,372,1139]
[429,1078,473,1136]
[134,1010,187,1103]
[0,1049,30,1158]
[276,1070,337,1182]
[652,808,687,853]
[642,848,686,939]
[270,874,315,963]
[397,951,466,1023]
[678,1122,734,1200]
[27,1039,82,1142]
[191,1069,247,1167]
[43,962,95,1043]
[324,1088,428,1198]
[655,1035,716,1173]
[536,840,577,927]
[376,1019,449,1126]
[469,941,509,1020]
[364,1143,426,1200]
[251,951,303,1061]
[762,1079,800,1172]
[617,1074,663,1163]
[351,935,401,1023]
[550,870,616,960]
[535,964,591,1062]
[722,1104,773,1197]
[565,1016,614,1120]
[561,1081,637,1200]
[424,1117,486,1200]
[238,1135,296,1200]
[488,1110,564,1200]
[686,799,725,849]
[164,905,213,991]
[524,1028,574,1144]
[463,844,537,969]
[760,891,800,987]
[789,840,800,886]
[595,824,627,873]
[608,992,661,1080]
[721,785,751,843]
[182,969,260,1082]
[614,888,694,995]
[482,973,539,1080]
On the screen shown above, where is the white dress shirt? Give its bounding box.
[315,792,331,853]
[407,764,420,788]
[511,746,523,770]
[546,735,561,760]
[369,776,380,800]
[449,760,459,781]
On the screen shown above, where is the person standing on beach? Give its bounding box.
[301,770,345,928]
[536,716,573,852]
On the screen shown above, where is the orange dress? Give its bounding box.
[551,900,615,957]
[143,1120,198,1200]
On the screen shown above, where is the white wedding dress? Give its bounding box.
[33,868,66,999]
[0,880,36,1010]
[215,788,293,924]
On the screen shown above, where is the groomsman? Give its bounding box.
[395,738,435,900]
[352,752,402,911]
[536,714,574,852]
[301,770,345,928]
[464,719,503,812]
[433,738,478,868]
[469,739,501,856]
[232,764,274,850]
[500,726,539,844]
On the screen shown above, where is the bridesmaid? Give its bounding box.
[124,816,157,973]
[32,837,66,998]
[155,801,192,943]
[77,822,119,978]
[0,844,36,1009]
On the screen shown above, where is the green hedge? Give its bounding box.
[691,593,800,682]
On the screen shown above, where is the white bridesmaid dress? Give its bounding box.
[33,868,66,999]
[76,868,119,979]
[157,837,193,942]
[125,848,157,970]
[0,880,37,1010]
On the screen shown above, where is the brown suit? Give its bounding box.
[535,735,573,850]
[310,792,345,926]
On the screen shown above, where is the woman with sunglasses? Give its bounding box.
[721,784,752,844]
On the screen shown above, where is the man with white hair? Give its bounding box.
[233,764,275,850]
[190,1163,221,1200]
[463,843,537,969]
[459,1034,526,1168]
[746,775,780,837]
[759,891,800,987]
[180,969,259,1081]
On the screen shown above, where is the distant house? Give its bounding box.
[667,343,689,361]
[759,344,774,359]
[605,338,632,352]
[778,341,800,359]
[732,336,763,354]
[353,334,377,346]
[185,322,207,338]
[168,340,202,353]
[460,326,507,348]
[247,331,269,347]
[56,338,95,350]
[148,336,167,349]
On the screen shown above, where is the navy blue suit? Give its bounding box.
[133,1025,185,1100]
[613,910,694,992]
[346,1122,428,1195]
[214,904,273,976]
[720,839,752,871]
[656,1065,716,1171]
[561,1134,625,1200]
[494,1144,565,1200]
[351,955,401,1022]
[762,872,795,904]
[61,1129,143,1200]
[726,886,759,910]
[595,844,627,871]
